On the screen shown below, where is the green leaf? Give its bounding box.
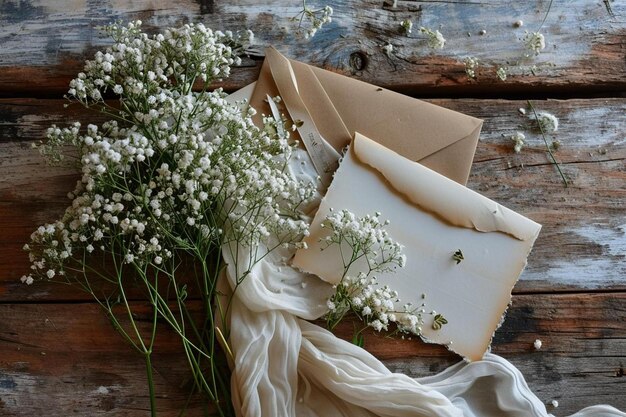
[432,314,448,331]
[352,332,365,348]
[452,249,464,264]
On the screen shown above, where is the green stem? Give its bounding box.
[527,100,568,187]
[145,353,157,417]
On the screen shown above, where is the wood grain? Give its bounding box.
[0,302,211,416]
[0,0,624,96]
[0,293,624,416]
[1,97,624,301]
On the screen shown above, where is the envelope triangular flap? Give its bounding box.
[251,47,483,185]
[302,63,483,163]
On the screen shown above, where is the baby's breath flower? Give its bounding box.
[464,57,479,79]
[24,20,315,335]
[533,111,559,133]
[20,275,34,285]
[400,20,413,35]
[296,3,333,40]
[496,67,507,81]
[321,210,425,337]
[419,27,446,49]
[524,31,546,56]
[510,132,526,153]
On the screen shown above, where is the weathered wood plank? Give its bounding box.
[0,0,624,96]
[0,301,212,416]
[0,293,625,415]
[1,97,624,301]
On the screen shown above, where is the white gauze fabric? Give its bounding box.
[220,148,625,417]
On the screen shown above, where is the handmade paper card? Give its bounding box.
[293,133,542,361]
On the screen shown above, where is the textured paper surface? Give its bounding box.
[293,133,541,361]
[250,47,483,186]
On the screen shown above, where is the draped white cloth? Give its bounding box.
[220,149,625,417]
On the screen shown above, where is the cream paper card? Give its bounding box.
[292,133,541,361]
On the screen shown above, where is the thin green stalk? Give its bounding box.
[538,0,553,31]
[145,353,157,417]
[527,100,568,187]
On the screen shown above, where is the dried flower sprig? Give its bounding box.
[464,57,479,79]
[496,67,508,81]
[320,210,428,339]
[527,100,568,187]
[294,1,333,39]
[400,19,413,35]
[23,21,315,416]
[419,27,446,49]
[510,131,526,153]
[523,31,546,56]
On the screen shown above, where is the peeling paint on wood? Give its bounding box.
[0,0,624,95]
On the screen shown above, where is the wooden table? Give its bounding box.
[1,1,625,415]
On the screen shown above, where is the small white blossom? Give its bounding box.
[21,275,34,285]
[533,339,542,350]
[510,132,526,153]
[524,31,546,55]
[400,20,413,35]
[419,27,446,49]
[496,67,507,81]
[464,57,478,79]
[533,111,559,133]
[298,4,333,40]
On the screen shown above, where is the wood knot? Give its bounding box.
[349,52,368,72]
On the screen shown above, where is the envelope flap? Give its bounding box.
[352,133,541,242]
[309,66,483,162]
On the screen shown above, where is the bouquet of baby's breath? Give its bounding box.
[22,21,314,416]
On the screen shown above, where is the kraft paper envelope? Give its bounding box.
[292,133,542,361]
[249,47,483,186]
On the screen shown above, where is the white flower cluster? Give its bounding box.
[419,27,446,49]
[320,210,426,336]
[320,210,406,273]
[67,21,252,106]
[400,20,413,35]
[22,22,314,285]
[496,67,508,81]
[297,3,333,39]
[328,272,425,335]
[524,31,546,56]
[533,111,559,133]
[464,57,479,79]
[510,131,526,153]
